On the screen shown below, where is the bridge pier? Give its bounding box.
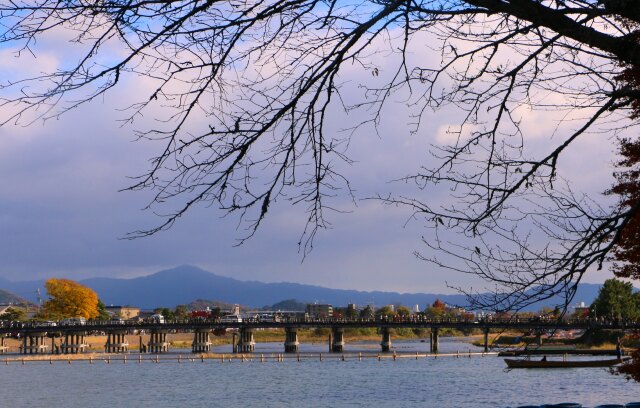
[331,327,345,353]
[61,333,88,354]
[148,330,170,353]
[535,330,543,346]
[284,327,299,353]
[192,330,212,353]
[20,332,49,354]
[380,327,392,352]
[0,335,8,354]
[430,328,439,353]
[236,328,255,353]
[105,331,129,353]
[483,328,490,353]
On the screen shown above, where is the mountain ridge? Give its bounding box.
[0,265,611,310]
[0,288,28,305]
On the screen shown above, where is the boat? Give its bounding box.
[504,356,630,368]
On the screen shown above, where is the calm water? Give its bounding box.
[1,338,639,407]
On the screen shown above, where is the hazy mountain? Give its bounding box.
[187,299,236,311]
[0,288,28,305]
[268,299,307,311]
[0,276,45,303]
[79,265,471,309]
[0,265,620,310]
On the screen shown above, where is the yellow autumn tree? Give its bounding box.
[43,279,99,319]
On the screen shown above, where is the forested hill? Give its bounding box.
[0,265,616,310]
[0,288,28,305]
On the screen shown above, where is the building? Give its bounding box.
[573,301,590,318]
[346,303,358,317]
[306,303,333,318]
[105,305,140,320]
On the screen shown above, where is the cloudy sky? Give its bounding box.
[0,9,625,294]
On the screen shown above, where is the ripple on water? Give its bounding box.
[1,340,639,408]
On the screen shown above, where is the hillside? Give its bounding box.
[0,288,29,305]
[0,265,616,310]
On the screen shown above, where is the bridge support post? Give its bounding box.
[535,330,543,347]
[483,328,489,353]
[430,328,439,353]
[148,330,170,353]
[21,332,49,354]
[236,328,255,353]
[192,330,212,353]
[0,335,8,354]
[331,327,345,353]
[284,327,299,353]
[106,331,129,353]
[62,333,88,354]
[380,327,392,352]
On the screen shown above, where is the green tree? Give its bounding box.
[95,299,110,321]
[359,305,375,319]
[590,278,640,321]
[174,305,190,319]
[210,307,221,319]
[155,307,175,320]
[42,279,99,319]
[375,306,396,318]
[0,307,26,321]
[395,306,412,317]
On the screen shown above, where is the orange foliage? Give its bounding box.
[617,348,640,383]
[43,278,99,319]
[432,299,446,311]
[607,139,640,280]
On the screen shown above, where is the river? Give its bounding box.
[1,338,639,407]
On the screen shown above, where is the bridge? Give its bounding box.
[1,317,637,355]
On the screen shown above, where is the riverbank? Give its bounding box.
[470,329,640,350]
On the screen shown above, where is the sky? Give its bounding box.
[0,7,628,294]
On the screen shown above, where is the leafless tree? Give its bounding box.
[1,0,639,310]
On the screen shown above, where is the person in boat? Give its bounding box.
[616,338,623,360]
[541,355,547,362]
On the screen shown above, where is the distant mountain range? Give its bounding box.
[0,288,28,305]
[0,265,614,310]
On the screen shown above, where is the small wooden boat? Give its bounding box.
[504,357,630,368]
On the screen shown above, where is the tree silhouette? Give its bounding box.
[1,1,640,310]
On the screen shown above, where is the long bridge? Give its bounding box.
[1,317,638,356]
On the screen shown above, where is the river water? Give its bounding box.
[1,338,639,407]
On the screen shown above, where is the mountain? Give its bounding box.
[268,299,307,311]
[187,299,236,311]
[0,288,28,305]
[78,265,471,309]
[0,265,619,310]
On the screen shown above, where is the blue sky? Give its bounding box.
[0,10,626,293]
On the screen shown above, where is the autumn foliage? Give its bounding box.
[43,278,99,319]
[607,139,640,280]
[617,347,640,383]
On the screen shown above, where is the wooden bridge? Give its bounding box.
[1,317,638,355]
